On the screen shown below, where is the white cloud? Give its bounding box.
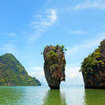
[60,0,105,12]
[3,32,17,37]
[29,70,44,78]
[0,43,17,54]
[8,33,17,37]
[47,9,57,25]
[29,66,43,71]
[66,66,81,79]
[30,9,57,42]
[66,46,79,56]
[74,0,105,11]
[28,66,47,84]
[66,32,105,56]
[69,30,87,34]
[61,65,84,85]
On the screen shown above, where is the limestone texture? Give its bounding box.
[81,39,105,89]
[0,53,41,86]
[43,45,66,89]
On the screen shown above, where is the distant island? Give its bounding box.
[81,39,105,89]
[0,53,41,86]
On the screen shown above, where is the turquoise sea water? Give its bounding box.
[0,86,105,105]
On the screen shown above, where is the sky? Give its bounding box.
[0,0,105,85]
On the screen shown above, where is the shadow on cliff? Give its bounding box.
[84,89,105,105]
[43,90,66,105]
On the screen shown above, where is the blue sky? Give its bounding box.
[0,0,105,85]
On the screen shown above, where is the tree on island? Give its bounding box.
[81,39,105,89]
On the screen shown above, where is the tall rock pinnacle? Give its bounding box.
[43,45,66,89]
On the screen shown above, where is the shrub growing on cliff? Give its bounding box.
[81,39,105,88]
[43,44,66,89]
[47,51,58,58]
[0,53,41,86]
[81,48,104,74]
[81,40,105,75]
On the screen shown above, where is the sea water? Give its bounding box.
[0,86,105,105]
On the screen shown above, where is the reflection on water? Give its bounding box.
[0,86,24,105]
[43,90,66,105]
[84,89,105,105]
[1,86,105,105]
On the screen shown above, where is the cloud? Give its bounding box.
[74,0,105,11]
[69,30,87,34]
[28,66,46,84]
[0,43,17,54]
[60,65,84,85]
[29,66,43,71]
[60,0,105,13]
[2,32,17,37]
[8,33,17,37]
[66,32,105,56]
[29,70,44,78]
[47,9,57,25]
[66,66,81,79]
[29,9,57,42]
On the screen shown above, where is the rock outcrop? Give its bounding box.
[43,45,66,89]
[81,39,105,89]
[0,53,41,86]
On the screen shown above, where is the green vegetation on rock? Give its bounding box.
[43,45,66,89]
[81,39,105,88]
[81,48,102,74]
[0,53,41,86]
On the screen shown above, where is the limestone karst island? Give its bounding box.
[0,53,41,86]
[43,45,66,89]
[81,39,105,89]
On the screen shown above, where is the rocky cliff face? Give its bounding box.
[43,45,66,89]
[81,39,105,89]
[0,53,41,86]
